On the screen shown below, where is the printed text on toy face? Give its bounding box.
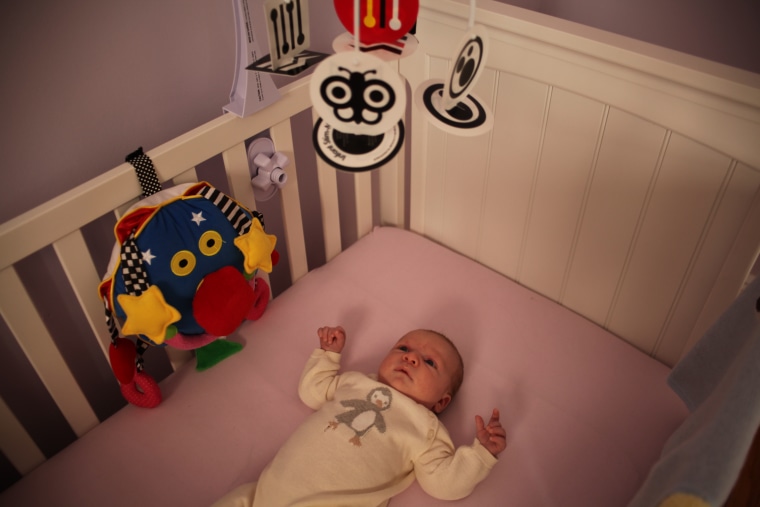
[321,128,346,160]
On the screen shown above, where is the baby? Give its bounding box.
[212,326,506,507]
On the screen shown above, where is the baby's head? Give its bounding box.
[377,329,464,414]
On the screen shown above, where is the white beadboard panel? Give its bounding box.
[419,57,451,242]
[684,178,760,355]
[562,109,666,328]
[417,0,760,170]
[655,163,760,365]
[434,69,498,259]
[518,88,606,300]
[608,134,732,354]
[479,73,549,280]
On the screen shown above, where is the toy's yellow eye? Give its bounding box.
[199,231,223,257]
[171,250,196,276]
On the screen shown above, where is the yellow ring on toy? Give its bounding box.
[199,230,223,257]
[171,250,196,276]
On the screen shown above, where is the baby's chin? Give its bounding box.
[377,373,432,409]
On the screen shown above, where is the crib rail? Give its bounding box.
[0,75,406,485]
[0,82,297,479]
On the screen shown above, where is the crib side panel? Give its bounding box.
[561,109,665,328]
[656,164,760,363]
[0,77,341,487]
[410,0,760,364]
[604,136,735,352]
[517,88,605,300]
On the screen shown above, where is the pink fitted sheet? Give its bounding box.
[0,226,687,507]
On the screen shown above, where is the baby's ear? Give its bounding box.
[432,393,452,414]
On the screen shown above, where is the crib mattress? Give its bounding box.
[0,226,687,507]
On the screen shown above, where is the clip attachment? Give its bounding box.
[248,138,289,202]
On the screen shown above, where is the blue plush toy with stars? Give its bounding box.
[99,182,277,392]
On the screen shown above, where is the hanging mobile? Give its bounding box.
[248,0,329,76]
[331,0,419,61]
[311,0,406,172]
[414,0,493,136]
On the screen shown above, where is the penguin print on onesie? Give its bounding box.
[327,386,393,446]
[211,326,506,507]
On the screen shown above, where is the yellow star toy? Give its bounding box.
[117,285,181,345]
[234,219,277,274]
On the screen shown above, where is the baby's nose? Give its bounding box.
[403,353,419,366]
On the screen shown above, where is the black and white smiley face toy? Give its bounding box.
[311,51,406,171]
[311,51,405,137]
[414,24,493,136]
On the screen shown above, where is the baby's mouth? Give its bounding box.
[396,368,411,378]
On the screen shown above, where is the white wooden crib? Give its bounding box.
[1,0,759,505]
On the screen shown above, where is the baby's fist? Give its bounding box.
[475,408,506,457]
[318,326,346,353]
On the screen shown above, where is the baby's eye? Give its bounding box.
[425,359,436,367]
[398,345,408,352]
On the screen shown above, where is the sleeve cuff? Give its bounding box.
[472,439,499,468]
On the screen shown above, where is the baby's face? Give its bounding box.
[377,330,459,414]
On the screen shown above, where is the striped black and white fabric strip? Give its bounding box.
[198,185,254,235]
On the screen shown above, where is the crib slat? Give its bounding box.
[379,152,405,228]
[400,43,432,235]
[0,77,314,273]
[223,142,259,211]
[312,108,342,261]
[355,172,373,240]
[316,158,343,263]
[0,396,45,475]
[165,348,194,371]
[378,59,405,228]
[0,267,98,437]
[114,197,141,221]
[172,167,199,185]
[52,230,111,359]
[271,118,309,282]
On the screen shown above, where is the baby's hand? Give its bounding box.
[318,326,346,353]
[475,408,506,457]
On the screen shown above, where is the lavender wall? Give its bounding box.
[531,0,760,74]
[0,0,344,224]
[1,0,757,225]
